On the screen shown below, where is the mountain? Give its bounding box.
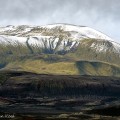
[0,24,113,39]
[0,24,120,120]
[0,23,120,76]
[0,24,120,55]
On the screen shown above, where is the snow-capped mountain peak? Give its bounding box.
[41,24,113,41]
[0,23,119,55]
[0,24,113,40]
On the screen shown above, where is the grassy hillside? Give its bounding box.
[0,38,120,66]
[76,61,120,76]
[0,38,120,76]
[67,39,120,65]
[3,59,120,77]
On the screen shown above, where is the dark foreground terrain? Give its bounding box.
[0,70,120,120]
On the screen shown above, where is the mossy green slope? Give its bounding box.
[4,59,120,77]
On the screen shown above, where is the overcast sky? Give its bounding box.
[0,0,120,42]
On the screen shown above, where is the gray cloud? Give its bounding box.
[0,0,120,42]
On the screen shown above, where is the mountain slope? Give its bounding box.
[0,24,120,76]
[67,39,120,65]
[0,24,113,40]
[0,24,119,53]
[2,59,120,77]
[0,24,120,55]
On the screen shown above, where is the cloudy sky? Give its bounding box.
[0,0,120,42]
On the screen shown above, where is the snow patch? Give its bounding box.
[90,42,108,52]
[0,25,16,32]
[41,24,113,41]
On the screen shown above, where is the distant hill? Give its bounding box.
[0,24,120,76]
[2,59,120,77]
